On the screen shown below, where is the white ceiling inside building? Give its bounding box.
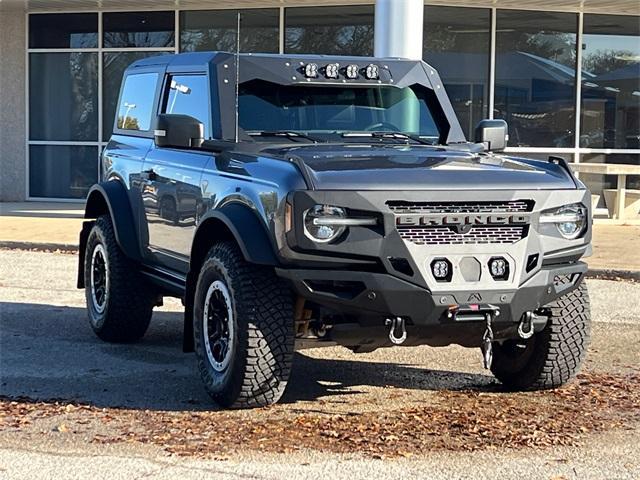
[0,0,638,14]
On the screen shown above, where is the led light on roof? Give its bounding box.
[365,64,379,79]
[345,64,359,79]
[304,63,318,78]
[324,63,340,79]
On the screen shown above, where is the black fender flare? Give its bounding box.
[183,203,279,352]
[194,203,279,267]
[78,181,142,288]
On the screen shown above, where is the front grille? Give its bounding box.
[388,200,533,246]
[397,226,526,245]
[387,200,533,214]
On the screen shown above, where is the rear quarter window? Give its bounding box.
[116,72,159,132]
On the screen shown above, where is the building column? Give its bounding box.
[0,9,27,201]
[374,0,424,60]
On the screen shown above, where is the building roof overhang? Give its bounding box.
[0,0,638,15]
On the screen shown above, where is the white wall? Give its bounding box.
[0,10,26,201]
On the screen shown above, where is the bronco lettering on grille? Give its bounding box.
[396,213,531,227]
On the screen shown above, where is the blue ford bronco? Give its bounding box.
[78,52,592,408]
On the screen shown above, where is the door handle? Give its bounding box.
[141,169,157,181]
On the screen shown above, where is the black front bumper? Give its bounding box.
[276,261,587,347]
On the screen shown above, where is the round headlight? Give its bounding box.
[555,204,586,239]
[303,205,346,243]
[541,203,587,240]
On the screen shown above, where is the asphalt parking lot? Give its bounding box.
[1,248,639,479]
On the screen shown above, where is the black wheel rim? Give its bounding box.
[203,280,234,372]
[90,244,108,314]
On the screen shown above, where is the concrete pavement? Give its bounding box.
[0,249,639,479]
[1,201,639,272]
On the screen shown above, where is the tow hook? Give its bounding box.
[480,311,497,369]
[386,317,407,345]
[517,311,535,339]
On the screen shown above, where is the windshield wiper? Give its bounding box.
[247,130,324,143]
[342,131,437,146]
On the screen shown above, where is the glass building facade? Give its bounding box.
[26,5,640,213]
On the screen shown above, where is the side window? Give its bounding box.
[163,74,211,139]
[116,72,158,132]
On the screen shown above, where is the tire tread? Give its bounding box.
[84,215,154,343]
[194,242,294,408]
[491,282,591,390]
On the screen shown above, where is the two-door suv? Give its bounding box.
[78,52,592,408]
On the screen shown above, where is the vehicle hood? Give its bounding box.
[261,144,577,191]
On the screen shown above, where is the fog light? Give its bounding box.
[431,258,452,282]
[325,63,340,79]
[345,64,359,79]
[489,257,509,280]
[304,63,318,78]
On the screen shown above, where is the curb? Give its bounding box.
[1,241,639,282]
[586,269,640,282]
[0,241,78,253]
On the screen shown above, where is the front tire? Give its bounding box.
[193,242,294,408]
[490,282,591,390]
[84,215,155,343]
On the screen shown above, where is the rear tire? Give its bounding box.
[490,282,591,390]
[160,196,179,225]
[84,215,155,343]
[193,242,294,408]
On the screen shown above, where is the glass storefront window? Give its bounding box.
[29,13,98,48]
[103,11,175,48]
[29,53,98,141]
[29,145,98,199]
[285,6,374,56]
[580,15,640,149]
[103,52,168,140]
[423,6,490,139]
[495,10,578,148]
[23,8,640,202]
[180,9,279,53]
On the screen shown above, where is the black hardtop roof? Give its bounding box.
[127,51,422,71]
[124,51,466,145]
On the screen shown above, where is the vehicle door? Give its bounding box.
[104,69,163,248]
[140,72,213,273]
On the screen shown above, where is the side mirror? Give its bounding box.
[475,119,508,152]
[153,113,204,149]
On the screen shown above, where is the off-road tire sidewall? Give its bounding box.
[491,281,591,390]
[194,257,239,395]
[84,215,154,343]
[193,242,294,409]
[85,225,110,330]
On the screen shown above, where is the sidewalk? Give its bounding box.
[0,202,83,248]
[1,202,639,273]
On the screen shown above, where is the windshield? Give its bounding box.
[238,80,441,141]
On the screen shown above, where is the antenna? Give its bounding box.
[234,11,240,143]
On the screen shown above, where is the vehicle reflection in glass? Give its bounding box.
[141,169,202,227]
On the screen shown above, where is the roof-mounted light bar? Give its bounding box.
[300,62,384,81]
